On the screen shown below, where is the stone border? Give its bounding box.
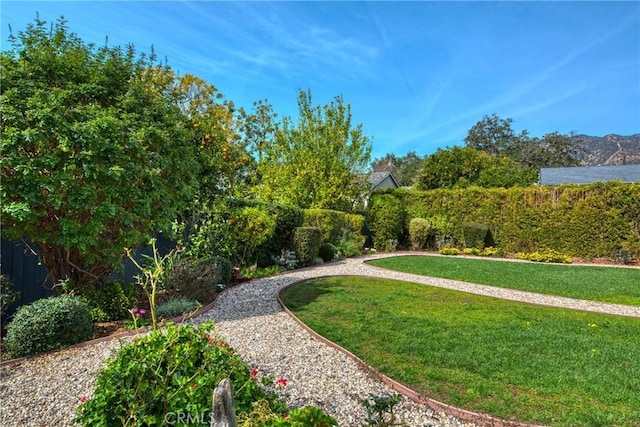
[277,276,546,427]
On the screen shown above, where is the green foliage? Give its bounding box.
[293,227,322,264]
[4,295,93,358]
[172,199,235,260]
[372,183,640,261]
[303,209,345,244]
[318,243,338,262]
[514,249,573,264]
[240,265,286,279]
[1,17,199,288]
[81,280,140,322]
[231,206,277,267]
[365,194,406,250]
[163,255,231,303]
[360,393,405,427]
[155,297,201,319]
[464,113,528,157]
[238,400,337,426]
[408,218,430,250]
[0,275,19,317]
[462,222,493,249]
[254,89,372,211]
[416,146,536,190]
[439,246,460,255]
[76,322,288,426]
[336,231,364,258]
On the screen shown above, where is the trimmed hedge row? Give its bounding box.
[368,182,640,260]
[302,208,366,247]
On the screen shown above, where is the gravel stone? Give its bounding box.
[2,253,637,426]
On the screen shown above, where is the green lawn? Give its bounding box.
[367,255,640,306]
[281,276,640,427]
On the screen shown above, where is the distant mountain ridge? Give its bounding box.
[574,134,640,166]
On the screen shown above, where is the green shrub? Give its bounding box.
[366,193,406,250]
[318,243,337,262]
[81,280,140,322]
[76,322,288,425]
[239,401,337,426]
[155,297,201,319]
[272,249,298,270]
[255,203,304,267]
[4,295,93,358]
[372,183,640,261]
[336,231,363,258]
[440,246,460,255]
[344,213,367,248]
[463,247,482,256]
[232,206,277,266]
[163,256,231,302]
[514,249,573,263]
[240,265,286,279]
[303,209,345,244]
[409,218,431,250]
[481,246,503,257]
[293,227,322,264]
[463,221,494,249]
[0,275,19,317]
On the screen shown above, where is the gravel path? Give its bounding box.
[1,254,638,426]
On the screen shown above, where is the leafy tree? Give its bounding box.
[0,17,199,290]
[174,74,252,198]
[371,151,423,187]
[416,146,536,190]
[254,89,372,211]
[465,113,529,157]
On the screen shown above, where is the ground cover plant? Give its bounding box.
[280,276,640,426]
[367,255,640,306]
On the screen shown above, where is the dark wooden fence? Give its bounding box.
[1,235,176,319]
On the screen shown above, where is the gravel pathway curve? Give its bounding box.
[1,254,638,426]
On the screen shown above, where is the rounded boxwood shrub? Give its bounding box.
[318,242,337,262]
[4,295,94,358]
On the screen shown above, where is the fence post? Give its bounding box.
[210,378,236,427]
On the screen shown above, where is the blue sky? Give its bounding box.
[2,1,639,159]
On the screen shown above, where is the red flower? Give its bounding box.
[229,218,236,224]
[207,335,215,344]
[190,383,196,388]
[251,368,258,377]
[276,377,287,387]
[80,396,87,403]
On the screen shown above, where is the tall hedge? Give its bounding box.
[302,209,366,246]
[367,183,640,260]
[365,193,406,250]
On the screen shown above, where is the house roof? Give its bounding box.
[367,171,400,189]
[540,164,640,185]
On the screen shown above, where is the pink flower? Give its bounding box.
[251,368,258,377]
[131,307,139,314]
[276,377,287,387]
[80,396,87,403]
[138,308,146,315]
